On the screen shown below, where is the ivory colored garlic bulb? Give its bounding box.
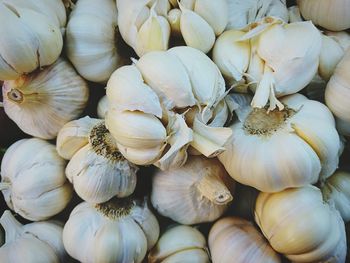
[255,185,346,262]
[63,198,159,263]
[0,210,67,263]
[2,59,89,139]
[149,225,209,263]
[0,138,73,221]
[218,93,341,192]
[0,2,63,80]
[151,156,235,224]
[209,217,280,263]
[57,116,138,204]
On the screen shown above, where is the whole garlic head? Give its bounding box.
[57,116,138,204]
[218,93,341,192]
[0,2,63,80]
[149,225,209,263]
[151,155,235,225]
[63,198,160,263]
[209,217,280,263]
[2,58,89,140]
[255,185,347,262]
[0,210,67,263]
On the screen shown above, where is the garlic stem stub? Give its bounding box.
[2,58,89,140]
[218,93,341,192]
[63,198,159,263]
[57,116,138,204]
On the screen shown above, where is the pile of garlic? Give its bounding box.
[1,0,350,262]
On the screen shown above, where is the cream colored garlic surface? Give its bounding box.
[97,95,108,119]
[151,156,235,225]
[0,210,66,263]
[117,0,228,56]
[218,93,341,192]
[57,116,138,204]
[149,225,209,263]
[2,59,89,140]
[66,0,129,83]
[255,186,346,262]
[106,46,232,170]
[63,198,159,263]
[0,138,73,221]
[0,2,63,80]
[209,217,280,263]
[297,0,350,31]
[325,48,350,136]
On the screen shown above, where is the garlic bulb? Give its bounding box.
[97,95,108,119]
[2,58,89,139]
[57,116,138,204]
[226,0,288,30]
[297,0,350,31]
[0,2,63,80]
[149,225,209,263]
[117,0,228,56]
[325,48,350,136]
[0,210,67,262]
[151,156,235,225]
[106,46,232,170]
[63,198,159,263]
[255,185,346,262]
[0,138,72,221]
[218,93,341,192]
[209,217,281,263]
[322,171,350,222]
[66,0,129,83]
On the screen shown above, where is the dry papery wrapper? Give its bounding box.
[151,155,235,225]
[63,197,159,263]
[218,93,341,192]
[0,210,67,263]
[297,0,350,31]
[0,1,65,80]
[255,185,347,262]
[66,0,130,83]
[117,0,228,56]
[56,116,138,204]
[213,16,322,110]
[226,0,288,30]
[149,225,209,263]
[2,58,89,140]
[325,48,350,136]
[0,138,73,221]
[209,217,281,263]
[97,95,108,119]
[105,46,232,170]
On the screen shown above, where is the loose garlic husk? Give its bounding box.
[63,198,159,263]
[0,2,63,80]
[321,171,350,222]
[66,0,129,83]
[209,217,281,263]
[325,48,350,136]
[255,185,347,262]
[151,156,235,224]
[106,46,232,170]
[57,116,138,204]
[97,95,108,119]
[218,93,341,192]
[0,210,67,262]
[149,225,209,263]
[2,58,89,139]
[0,138,73,221]
[297,0,350,31]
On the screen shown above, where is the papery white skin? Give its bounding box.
[63,199,159,263]
[2,59,89,139]
[148,225,209,263]
[0,138,72,221]
[209,217,280,263]
[255,186,347,263]
[97,95,108,119]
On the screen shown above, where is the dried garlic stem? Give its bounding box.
[7,89,23,103]
[197,174,232,205]
[0,182,11,191]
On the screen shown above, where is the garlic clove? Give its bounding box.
[167,8,181,36]
[117,143,165,166]
[161,249,209,263]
